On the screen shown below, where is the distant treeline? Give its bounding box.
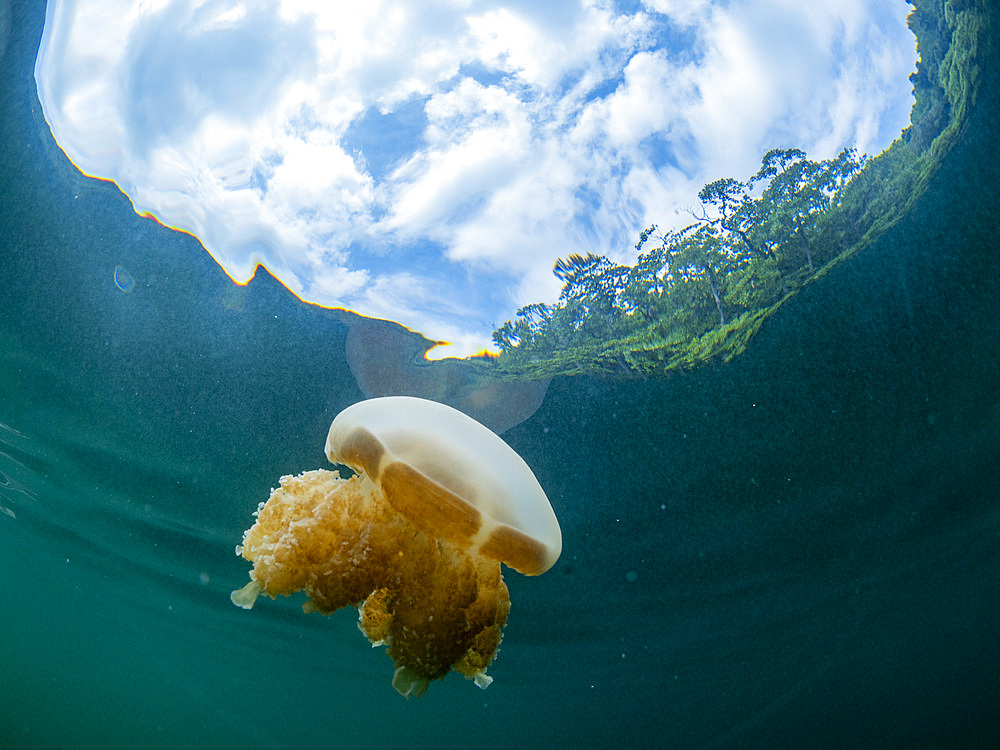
[488,0,990,378]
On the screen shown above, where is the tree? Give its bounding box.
[495,146,867,364]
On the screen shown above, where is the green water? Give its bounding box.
[2,2,999,748]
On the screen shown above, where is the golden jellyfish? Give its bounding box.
[230,396,562,698]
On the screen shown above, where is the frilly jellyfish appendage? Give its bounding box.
[392,666,430,699]
[229,580,261,610]
[231,469,511,696]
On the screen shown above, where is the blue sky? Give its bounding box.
[36,0,917,356]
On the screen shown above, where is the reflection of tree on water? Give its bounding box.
[492,0,988,379]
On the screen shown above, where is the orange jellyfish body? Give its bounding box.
[232,469,510,697]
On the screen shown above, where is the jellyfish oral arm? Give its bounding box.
[230,580,261,609]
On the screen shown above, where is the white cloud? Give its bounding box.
[35,0,916,357]
[384,78,533,246]
[642,0,712,26]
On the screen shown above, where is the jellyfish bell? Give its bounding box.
[326,395,562,576]
[231,396,561,698]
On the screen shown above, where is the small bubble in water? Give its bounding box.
[114,265,135,293]
[625,570,638,583]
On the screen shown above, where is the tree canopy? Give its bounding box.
[492,147,865,373]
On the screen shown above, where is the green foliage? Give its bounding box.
[490,0,991,379]
[492,148,864,374]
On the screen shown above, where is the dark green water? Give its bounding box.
[2,3,999,748]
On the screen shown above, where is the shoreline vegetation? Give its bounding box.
[484,0,990,379]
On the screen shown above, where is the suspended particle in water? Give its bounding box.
[113,265,135,293]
